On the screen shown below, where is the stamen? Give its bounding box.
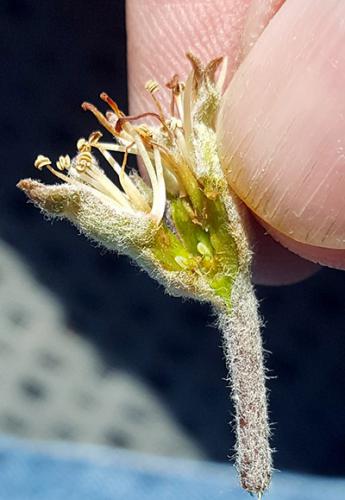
[174,127,192,166]
[75,151,93,172]
[145,80,166,123]
[33,149,137,213]
[34,154,74,184]
[120,142,135,170]
[166,74,185,119]
[45,165,73,183]
[150,147,166,223]
[129,127,158,193]
[138,142,184,196]
[73,158,133,210]
[166,74,185,96]
[182,71,194,157]
[119,144,151,212]
[145,80,160,95]
[77,138,90,153]
[82,102,117,136]
[99,92,124,118]
[167,117,183,131]
[94,141,138,155]
[34,155,52,170]
[56,155,71,171]
[174,94,184,121]
[104,117,135,145]
[159,150,201,206]
[88,130,103,146]
[115,112,163,134]
[96,143,150,213]
[96,145,122,176]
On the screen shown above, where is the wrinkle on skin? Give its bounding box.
[127,0,252,116]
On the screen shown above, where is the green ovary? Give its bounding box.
[151,191,239,309]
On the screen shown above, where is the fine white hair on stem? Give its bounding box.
[217,273,272,496]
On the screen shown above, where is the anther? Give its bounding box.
[56,155,71,171]
[77,138,90,152]
[167,117,183,131]
[34,154,71,184]
[76,151,93,172]
[136,125,154,139]
[145,80,160,95]
[99,92,123,117]
[166,75,185,96]
[166,74,185,118]
[88,131,103,145]
[81,102,116,136]
[34,155,51,170]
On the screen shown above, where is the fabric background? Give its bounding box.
[1,437,345,500]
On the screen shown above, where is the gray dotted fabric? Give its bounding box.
[0,241,202,458]
[2,0,345,478]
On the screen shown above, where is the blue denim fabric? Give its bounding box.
[0,436,344,500]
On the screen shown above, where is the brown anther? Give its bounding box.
[81,102,116,136]
[99,92,124,117]
[166,74,185,96]
[166,74,185,117]
[88,130,103,145]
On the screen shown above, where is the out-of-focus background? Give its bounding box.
[2,0,345,480]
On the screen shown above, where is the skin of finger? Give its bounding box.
[217,0,345,264]
[127,0,251,115]
[126,0,319,284]
[240,0,286,59]
[249,216,320,285]
[259,217,345,270]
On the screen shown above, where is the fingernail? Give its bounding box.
[218,0,345,250]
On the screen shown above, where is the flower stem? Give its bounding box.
[217,273,272,496]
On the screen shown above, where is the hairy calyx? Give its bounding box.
[18,53,272,498]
